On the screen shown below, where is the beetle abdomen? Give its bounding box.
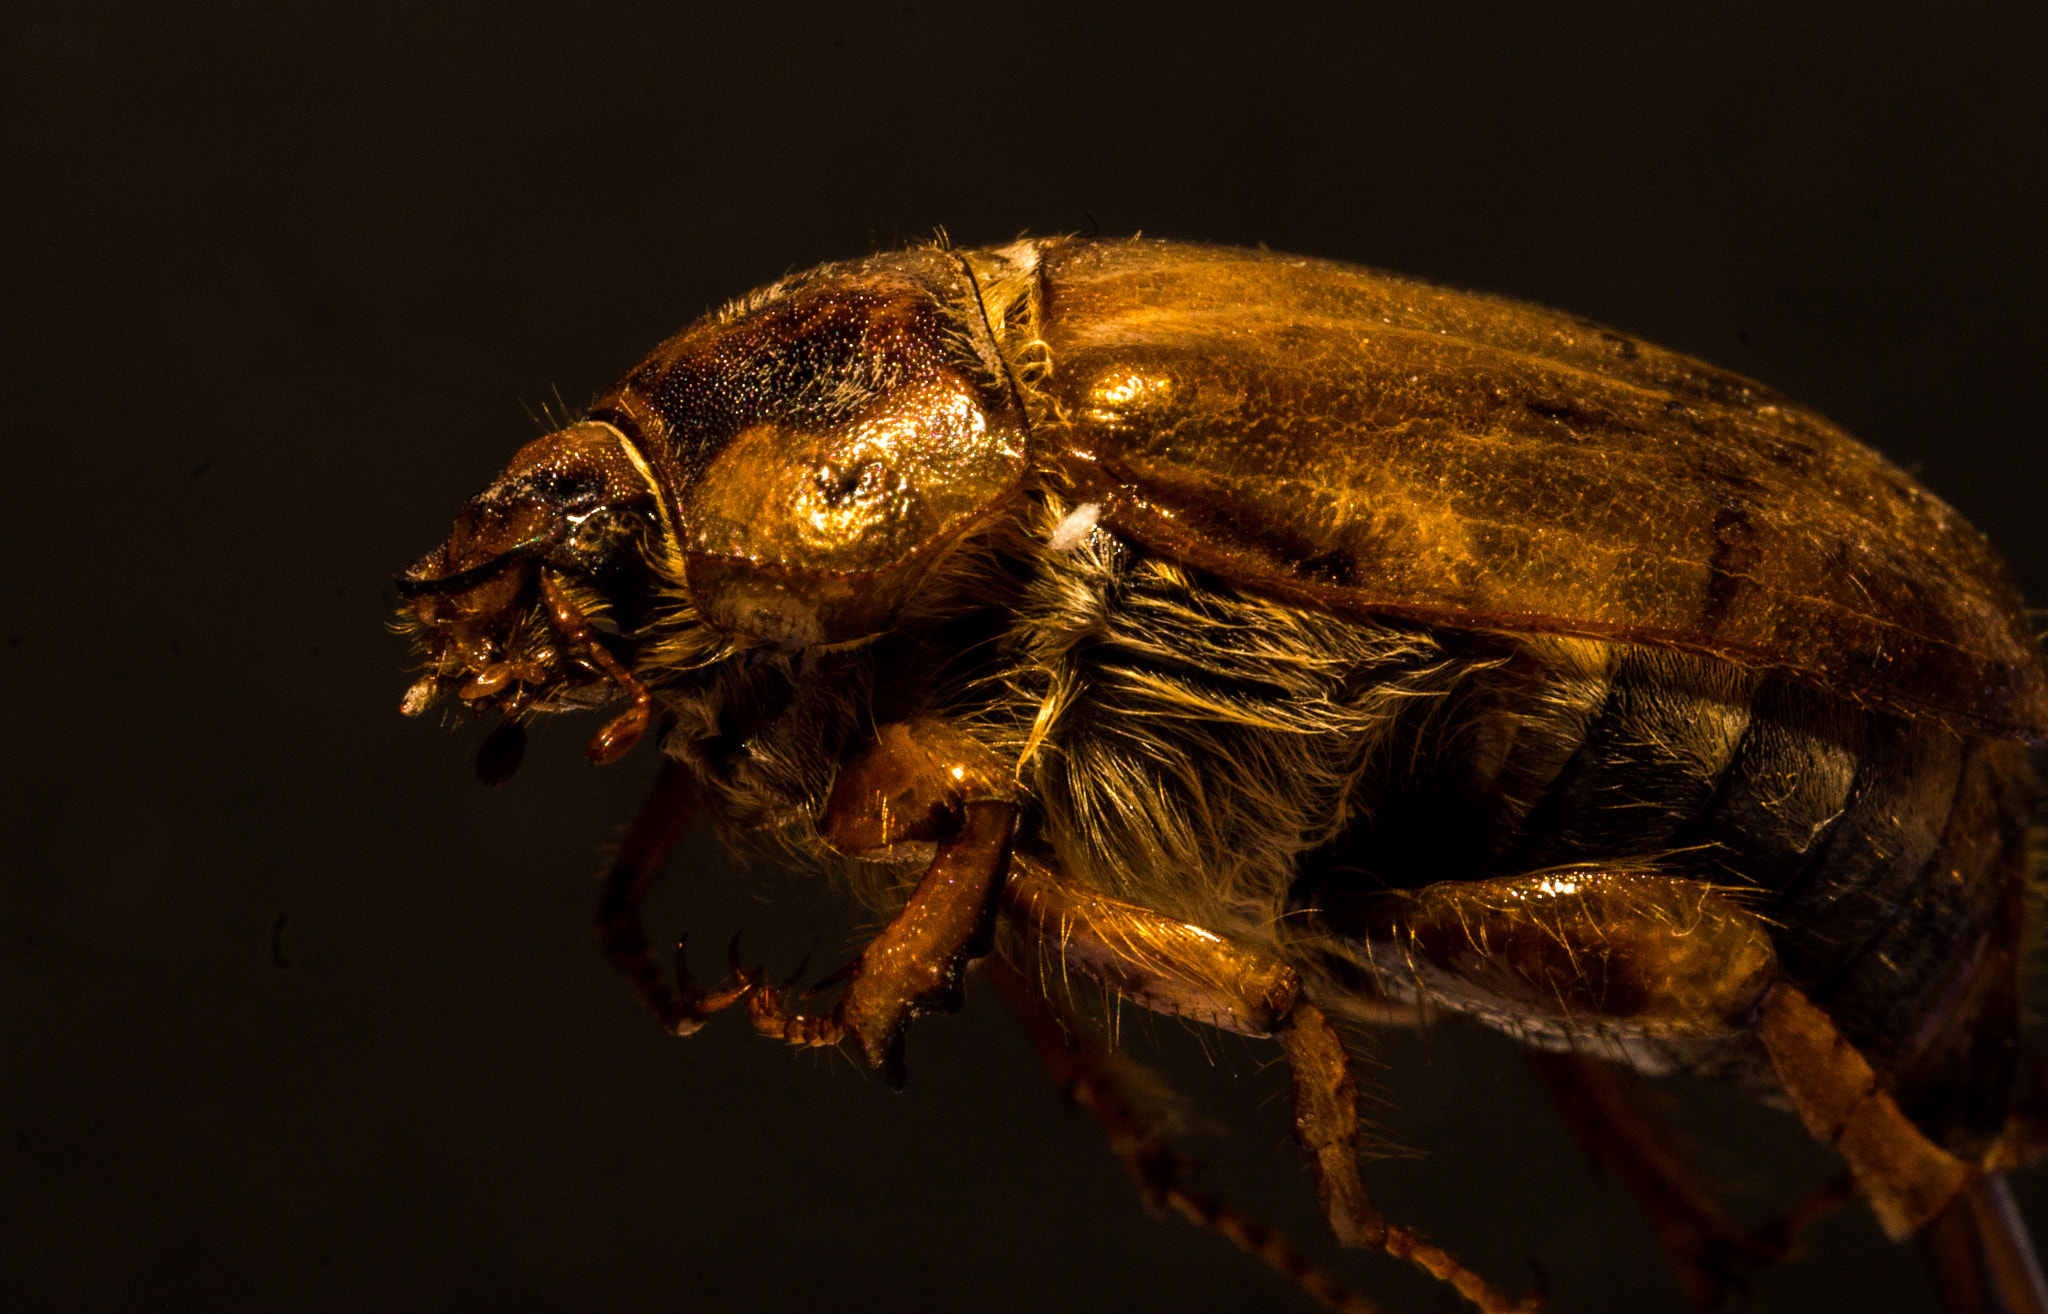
[1315,637,2032,1153]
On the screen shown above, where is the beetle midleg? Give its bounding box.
[1273,1003,1372,1247]
[1001,858,1538,1314]
[1274,1003,1540,1312]
[597,755,749,1035]
[1529,1049,1850,1306]
[984,955,1389,1314]
[1000,855,1300,1035]
[742,719,1016,1087]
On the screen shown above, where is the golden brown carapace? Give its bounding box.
[400,238,2048,1314]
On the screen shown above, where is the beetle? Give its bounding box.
[396,237,2048,1313]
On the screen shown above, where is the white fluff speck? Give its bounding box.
[1048,503,1103,551]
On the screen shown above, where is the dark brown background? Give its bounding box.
[5,3,2045,1310]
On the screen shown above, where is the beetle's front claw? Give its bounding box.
[656,934,749,1036]
[724,942,767,1002]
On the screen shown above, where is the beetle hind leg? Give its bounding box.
[1318,870,1996,1279]
[1529,1049,1852,1307]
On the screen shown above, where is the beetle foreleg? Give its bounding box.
[745,719,1019,1086]
[743,799,1013,1085]
[596,756,749,1035]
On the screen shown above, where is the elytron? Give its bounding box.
[398,237,2047,1312]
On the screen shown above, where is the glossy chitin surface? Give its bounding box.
[1030,241,2048,742]
[592,247,1027,646]
[396,238,2048,1301]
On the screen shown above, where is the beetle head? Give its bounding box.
[396,419,672,764]
[398,245,1041,781]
